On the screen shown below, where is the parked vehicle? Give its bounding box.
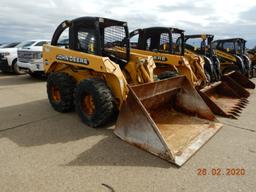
[17,40,50,77]
[0,42,20,48]
[0,42,23,74]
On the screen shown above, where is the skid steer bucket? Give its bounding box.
[224,71,255,90]
[114,76,222,166]
[199,78,250,119]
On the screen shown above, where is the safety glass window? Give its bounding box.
[2,42,20,48]
[57,27,69,48]
[16,41,36,48]
[172,33,182,55]
[77,29,96,54]
[35,41,49,46]
[223,42,235,53]
[235,41,242,54]
[130,33,139,48]
[146,38,151,50]
[211,42,217,49]
[185,38,201,51]
[159,33,169,52]
[104,26,126,50]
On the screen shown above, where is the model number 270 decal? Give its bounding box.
[153,56,167,62]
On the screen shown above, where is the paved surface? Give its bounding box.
[0,73,255,192]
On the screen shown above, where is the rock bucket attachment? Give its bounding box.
[199,78,250,119]
[114,76,222,166]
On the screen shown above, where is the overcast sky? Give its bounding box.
[0,0,256,48]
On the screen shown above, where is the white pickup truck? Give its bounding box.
[0,42,23,74]
[17,40,50,77]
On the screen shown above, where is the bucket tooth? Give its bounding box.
[237,104,245,108]
[241,99,249,103]
[238,102,247,108]
[230,108,241,114]
[232,106,243,112]
[227,112,239,118]
[231,106,242,112]
[115,76,222,166]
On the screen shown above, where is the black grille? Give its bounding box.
[0,59,10,71]
[18,51,33,63]
[18,51,41,63]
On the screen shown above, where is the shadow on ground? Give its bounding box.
[65,136,173,168]
[0,99,173,168]
[0,99,105,146]
[0,72,45,86]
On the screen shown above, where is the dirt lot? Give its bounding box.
[0,73,255,192]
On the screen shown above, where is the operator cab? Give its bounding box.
[130,27,184,55]
[212,38,246,55]
[51,17,130,68]
[184,34,214,58]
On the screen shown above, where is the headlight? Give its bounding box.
[1,52,10,56]
[33,52,42,59]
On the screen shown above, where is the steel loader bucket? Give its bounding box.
[224,71,255,90]
[199,76,251,119]
[114,76,222,166]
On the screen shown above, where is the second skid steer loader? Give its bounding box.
[212,38,253,78]
[184,34,255,91]
[130,27,253,118]
[43,17,222,166]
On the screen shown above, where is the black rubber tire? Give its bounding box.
[252,64,256,77]
[205,71,211,83]
[234,55,246,75]
[29,72,46,79]
[1,69,11,73]
[47,72,76,112]
[222,65,241,75]
[12,60,25,75]
[242,55,252,78]
[158,71,178,80]
[75,78,116,128]
[29,72,40,78]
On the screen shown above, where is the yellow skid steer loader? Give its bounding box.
[212,38,255,86]
[130,27,254,119]
[43,17,222,166]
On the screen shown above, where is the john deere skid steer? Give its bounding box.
[212,38,253,79]
[43,17,222,166]
[130,27,253,118]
